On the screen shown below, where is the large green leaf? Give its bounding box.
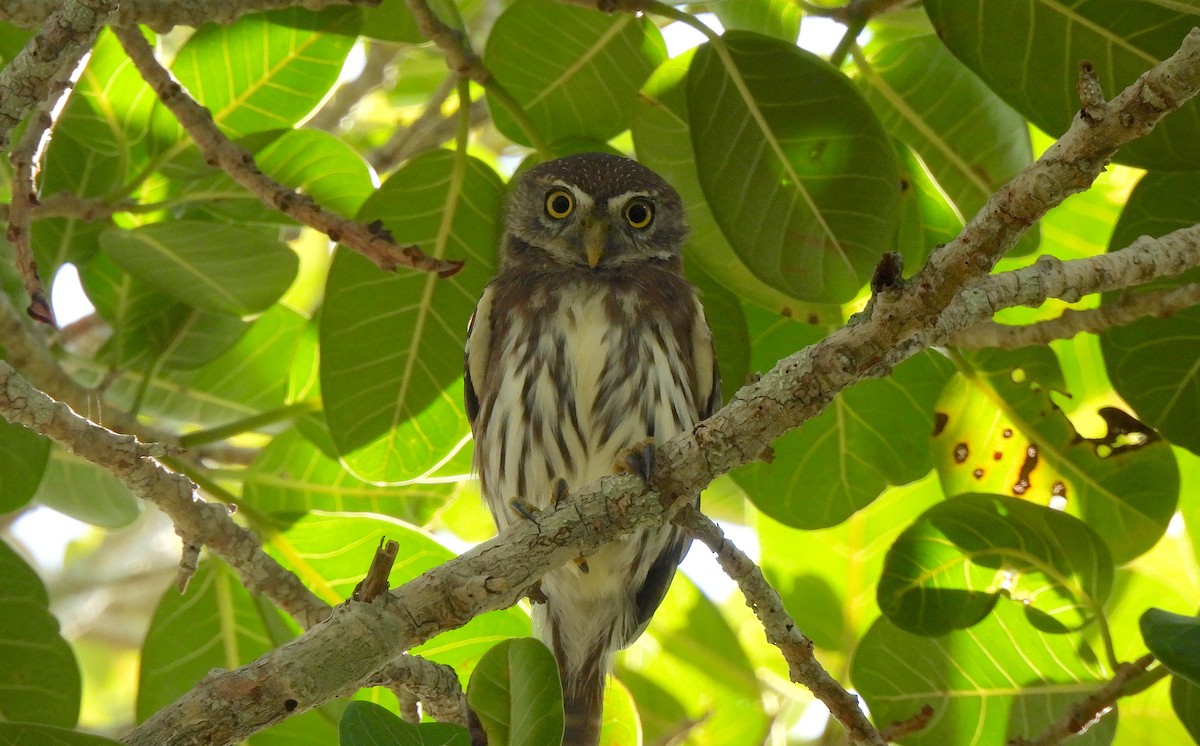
[1141,609,1200,686]
[733,304,953,528]
[338,701,469,745]
[938,348,1178,563]
[0,540,80,728]
[710,0,801,41]
[632,50,842,323]
[893,139,962,272]
[243,427,451,524]
[466,638,564,746]
[484,0,666,147]
[858,30,1038,255]
[170,8,358,140]
[0,415,50,514]
[359,0,463,42]
[321,150,503,482]
[924,0,1200,170]
[878,493,1113,636]
[1100,172,1200,456]
[852,602,1115,745]
[32,448,139,529]
[98,221,298,316]
[136,559,338,744]
[1172,676,1200,743]
[687,31,901,303]
[0,724,120,746]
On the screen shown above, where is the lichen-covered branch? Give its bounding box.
[119,25,1200,746]
[0,0,377,31]
[0,0,116,150]
[674,507,885,746]
[952,281,1200,350]
[110,25,464,277]
[0,360,333,629]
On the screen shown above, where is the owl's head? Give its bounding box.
[502,152,687,270]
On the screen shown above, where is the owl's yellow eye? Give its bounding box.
[624,199,654,229]
[545,190,575,219]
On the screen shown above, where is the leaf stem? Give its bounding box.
[178,400,321,447]
[828,15,866,68]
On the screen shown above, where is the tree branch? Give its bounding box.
[117,25,1200,746]
[0,0,115,150]
[674,506,885,746]
[0,0,378,31]
[109,25,464,278]
[951,281,1200,350]
[0,359,333,629]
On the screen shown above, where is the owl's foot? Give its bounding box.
[527,581,548,605]
[573,556,590,574]
[509,497,541,523]
[615,437,656,482]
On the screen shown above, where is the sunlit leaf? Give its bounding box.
[853,602,1115,745]
[710,0,801,41]
[924,0,1200,170]
[688,31,901,303]
[32,448,138,529]
[878,493,1113,635]
[484,0,666,147]
[338,700,470,745]
[321,150,503,482]
[467,638,564,746]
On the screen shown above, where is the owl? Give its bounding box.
[465,152,720,745]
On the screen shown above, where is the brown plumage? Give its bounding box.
[465,153,719,745]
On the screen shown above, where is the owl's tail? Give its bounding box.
[559,648,604,746]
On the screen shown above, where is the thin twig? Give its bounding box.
[1008,654,1156,746]
[306,41,401,133]
[674,506,886,746]
[8,112,57,325]
[404,0,552,156]
[879,704,935,742]
[951,281,1200,349]
[109,26,464,277]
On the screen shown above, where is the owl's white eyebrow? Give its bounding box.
[548,179,594,208]
[606,191,651,209]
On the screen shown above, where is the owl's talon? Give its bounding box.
[509,498,541,523]
[551,478,570,506]
[527,581,548,605]
[573,557,590,574]
[615,437,656,482]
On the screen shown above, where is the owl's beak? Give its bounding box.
[582,218,606,267]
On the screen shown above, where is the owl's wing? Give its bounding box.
[464,285,495,426]
[692,297,722,421]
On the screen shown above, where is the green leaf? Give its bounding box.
[1141,609,1200,686]
[687,31,901,303]
[1171,676,1200,743]
[98,221,298,316]
[338,701,470,745]
[360,0,463,42]
[1100,172,1200,456]
[893,139,962,271]
[0,724,121,746]
[111,304,306,426]
[938,348,1178,563]
[243,428,451,524]
[923,0,1200,170]
[80,253,250,371]
[0,415,51,514]
[857,30,1038,255]
[878,493,1114,635]
[733,304,953,528]
[484,0,666,147]
[0,540,80,728]
[632,49,841,323]
[621,575,767,745]
[321,150,503,482]
[170,8,358,139]
[32,448,139,529]
[853,602,1115,745]
[710,0,802,41]
[467,638,564,746]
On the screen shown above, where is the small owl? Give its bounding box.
[465,152,720,745]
